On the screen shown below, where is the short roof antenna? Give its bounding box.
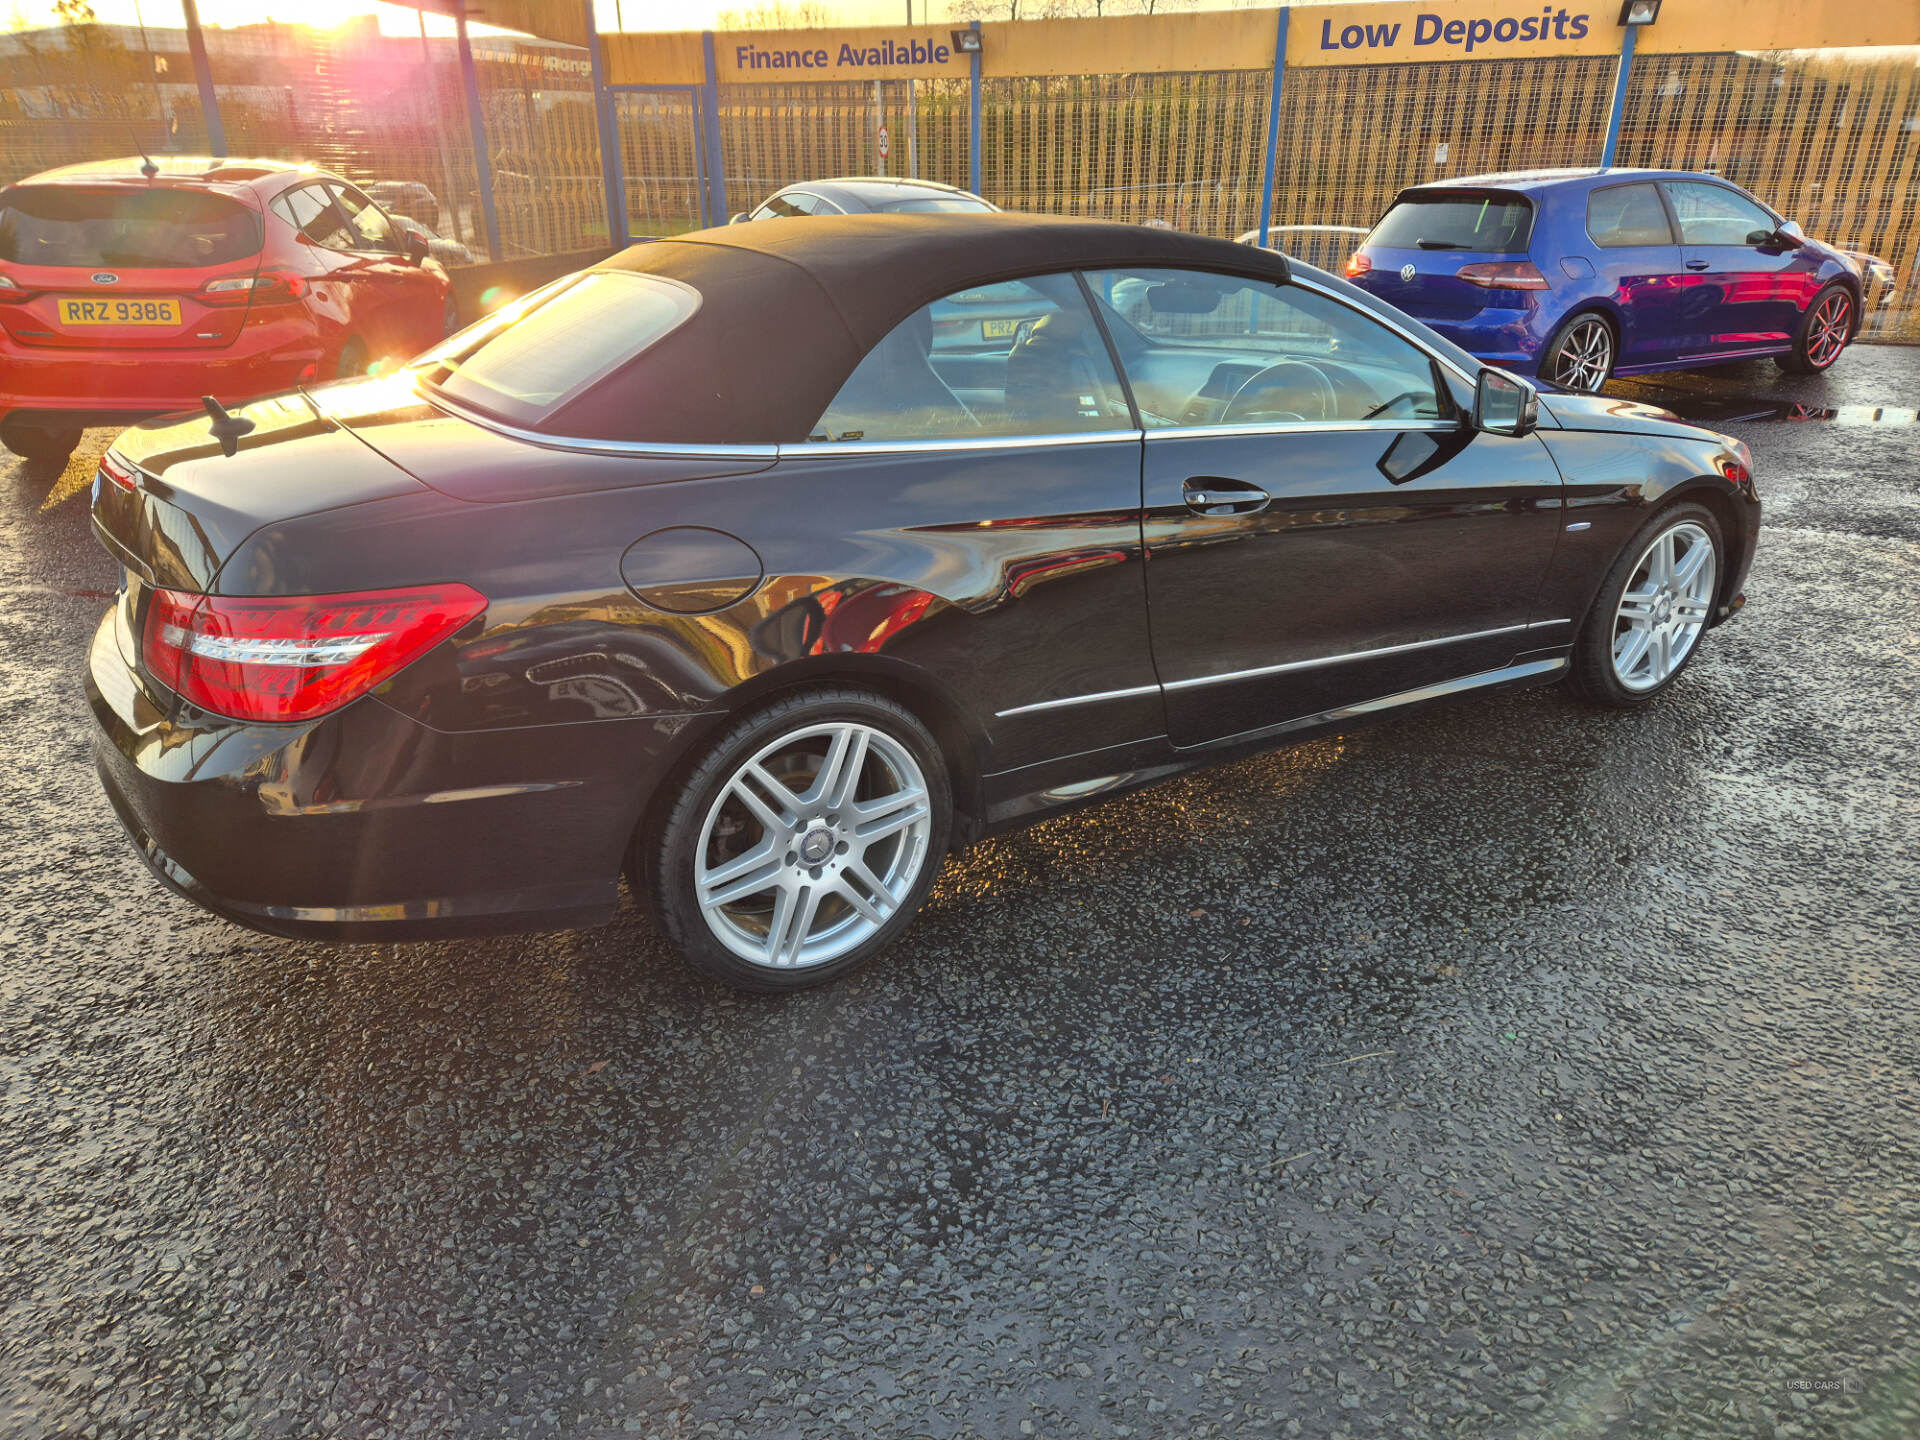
[129,124,160,179]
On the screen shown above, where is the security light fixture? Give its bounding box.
[951,28,983,53]
[1619,0,1661,24]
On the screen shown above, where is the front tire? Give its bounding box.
[1775,283,1854,374]
[1,421,82,465]
[641,687,952,992]
[1568,501,1723,708]
[1540,312,1615,394]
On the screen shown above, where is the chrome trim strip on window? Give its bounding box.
[1283,273,1482,387]
[411,385,780,460]
[1162,621,1539,692]
[778,430,1145,458]
[1145,418,1462,442]
[994,682,1161,719]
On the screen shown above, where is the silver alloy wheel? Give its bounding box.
[1552,317,1613,393]
[1807,290,1851,368]
[694,721,933,969]
[1611,520,1717,692]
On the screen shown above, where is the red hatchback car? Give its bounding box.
[0,156,456,465]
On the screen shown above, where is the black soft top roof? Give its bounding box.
[549,213,1291,445]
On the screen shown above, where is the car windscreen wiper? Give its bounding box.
[1415,240,1471,250]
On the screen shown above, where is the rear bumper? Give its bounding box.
[86,606,695,943]
[1414,309,1547,372]
[0,318,322,426]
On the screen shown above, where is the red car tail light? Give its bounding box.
[1720,457,1751,485]
[199,270,307,307]
[0,274,31,304]
[1344,252,1372,278]
[142,583,487,723]
[1455,260,1551,290]
[98,450,140,493]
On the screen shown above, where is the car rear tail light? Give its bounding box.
[1720,457,1751,485]
[98,450,140,493]
[142,583,487,723]
[1344,252,1372,278]
[0,274,30,304]
[200,270,307,306]
[1455,260,1551,290]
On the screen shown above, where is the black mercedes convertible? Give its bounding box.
[87,214,1758,990]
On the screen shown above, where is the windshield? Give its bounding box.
[1370,194,1533,252]
[413,271,700,429]
[0,186,262,268]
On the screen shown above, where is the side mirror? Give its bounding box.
[403,230,431,265]
[1473,368,1538,437]
[1776,218,1806,246]
[729,211,749,225]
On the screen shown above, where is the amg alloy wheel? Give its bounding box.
[1610,521,1717,692]
[1545,315,1613,394]
[1568,502,1724,708]
[645,688,951,991]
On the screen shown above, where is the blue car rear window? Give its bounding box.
[1370,195,1533,252]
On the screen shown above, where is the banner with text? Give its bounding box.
[1289,0,1620,66]
[715,27,973,83]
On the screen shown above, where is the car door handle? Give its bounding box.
[1184,477,1269,515]
[1685,259,1712,271]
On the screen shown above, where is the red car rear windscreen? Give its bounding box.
[0,186,262,269]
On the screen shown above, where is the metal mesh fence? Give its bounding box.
[4,11,1920,343]
[1618,50,1920,339]
[979,70,1272,236]
[613,91,704,237]
[716,79,972,213]
[1270,56,1619,233]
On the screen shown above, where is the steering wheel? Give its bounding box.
[1222,361,1337,424]
[1363,389,1432,420]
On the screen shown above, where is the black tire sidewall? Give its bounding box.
[1542,312,1614,394]
[1570,501,1724,707]
[337,340,369,380]
[0,424,81,463]
[645,688,953,992]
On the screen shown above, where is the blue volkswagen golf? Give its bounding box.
[1344,168,1863,393]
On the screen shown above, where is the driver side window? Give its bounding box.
[809,272,1132,443]
[1084,268,1448,430]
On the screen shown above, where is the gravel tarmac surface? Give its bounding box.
[2,351,1917,1440]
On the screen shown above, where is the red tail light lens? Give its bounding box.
[142,584,487,723]
[98,450,140,493]
[200,271,307,307]
[0,274,30,304]
[1455,260,1551,290]
[1344,252,1372,278]
[1720,457,1751,485]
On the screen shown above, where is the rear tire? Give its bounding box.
[0,422,82,465]
[640,687,952,993]
[1567,501,1723,708]
[335,338,369,380]
[1774,282,1854,374]
[1540,312,1615,394]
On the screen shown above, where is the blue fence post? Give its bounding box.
[454,0,503,262]
[968,20,982,198]
[584,0,629,248]
[178,0,226,158]
[1600,22,1637,167]
[1256,6,1289,249]
[701,33,728,226]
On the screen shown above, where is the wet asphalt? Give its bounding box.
[3,349,1918,1440]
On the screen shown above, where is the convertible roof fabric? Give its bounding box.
[549,213,1291,445]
